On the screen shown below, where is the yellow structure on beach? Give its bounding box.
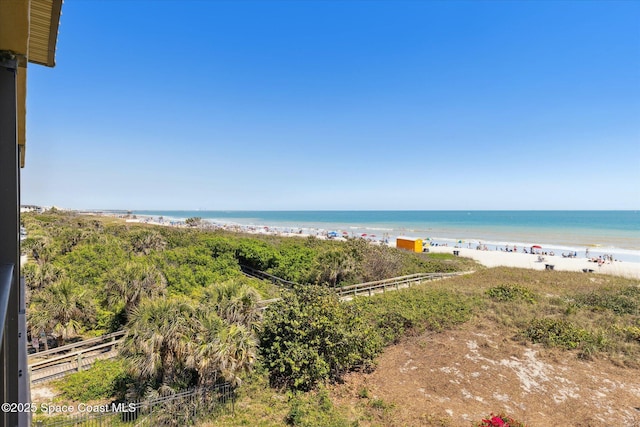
[396,237,423,252]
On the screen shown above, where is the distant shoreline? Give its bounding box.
[88,210,640,280]
[112,210,640,261]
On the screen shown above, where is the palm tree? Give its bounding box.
[202,281,261,328]
[188,310,257,387]
[121,294,259,393]
[130,229,167,255]
[188,309,225,386]
[22,236,53,264]
[314,249,357,287]
[23,261,62,291]
[213,324,257,386]
[121,297,196,389]
[28,278,95,347]
[105,261,167,316]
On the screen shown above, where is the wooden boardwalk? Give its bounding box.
[257,271,473,307]
[28,331,124,384]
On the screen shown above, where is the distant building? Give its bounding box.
[20,205,44,213]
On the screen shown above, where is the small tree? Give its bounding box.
[260,285,381,391]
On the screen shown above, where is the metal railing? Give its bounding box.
[33,382,235,427]
[0,263,13,346]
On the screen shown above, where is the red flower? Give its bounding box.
[490,416,506,427]
[480,416,507,427]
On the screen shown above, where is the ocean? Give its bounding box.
[128,210,640,263]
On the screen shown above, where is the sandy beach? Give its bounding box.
[116,214,640,280]
[427,245,640,280]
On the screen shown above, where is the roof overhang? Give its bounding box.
[0,0,63,167]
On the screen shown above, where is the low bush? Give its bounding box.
[574,285,640,315]
[354,288,474,344]
[521,318,594,350]
[486,284,536,303]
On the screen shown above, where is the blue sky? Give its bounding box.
[23,0,640,210]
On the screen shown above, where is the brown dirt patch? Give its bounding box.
[330,321,640,426]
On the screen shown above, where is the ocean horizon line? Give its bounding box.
[103,209,640,258]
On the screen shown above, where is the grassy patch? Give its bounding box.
[285,388,353,427]
[425,253,457,260]
[520,317,610,359]
[574,285,640,315]
[354,287,475,344]
[52,359,129,402]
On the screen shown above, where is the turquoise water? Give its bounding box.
[127,210,640,262]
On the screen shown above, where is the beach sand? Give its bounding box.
[115,214,640,280]
[427,245,640,280]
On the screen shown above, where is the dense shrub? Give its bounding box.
[521,318,595,350]
[487,284,536,303]
[260,285,381,391]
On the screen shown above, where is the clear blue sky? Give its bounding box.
[23,0,640,210]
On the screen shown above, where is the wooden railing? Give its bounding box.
[256,271,471,309]
[335,272,466,299]
[28,330,124,360]
[240,264,298,288]
[28,331,125,384]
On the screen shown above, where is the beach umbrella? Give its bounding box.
[361,233,368,237]
[342,231,348,235]
[532,245,542,249]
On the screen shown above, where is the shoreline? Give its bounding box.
[135,211,638,258]
[426,245,640,280]
[111,213,640,280]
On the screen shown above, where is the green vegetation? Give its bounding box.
[22,211,472,346]
[284,388,353,427]
[486,283,537,303]
[260,285,381,391]
[53,359,129,402]
[23,212,472,399]
[573,285,640,315]
[522,318,596,350]
[24,212,640,425]
[354,287,475,344]
[121,283,260,395]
